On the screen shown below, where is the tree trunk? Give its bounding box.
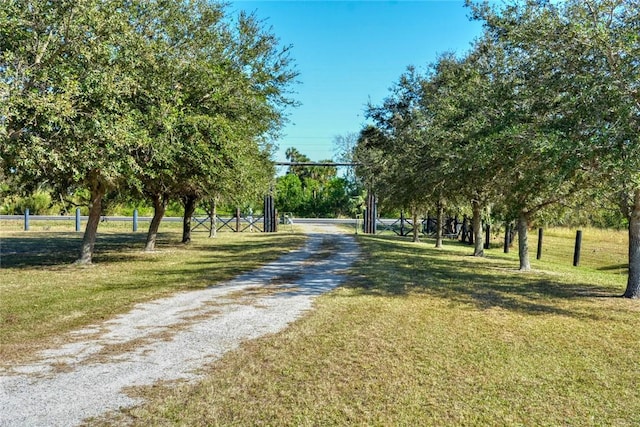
[209,199,217,238]
[435,202,443,248]
[517,211,531,271]
[472,200,484,257]
[75,178,106,265]
[182,194,198,244]
[145,193,168,252]
[624,188,640,298]
[412,209,420,243]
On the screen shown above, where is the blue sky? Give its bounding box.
[230,1,485,166]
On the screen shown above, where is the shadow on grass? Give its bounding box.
[344,235,623,319]
[0,233,150,268]
[164,232,308,289]
[1,231,308,299]
[0,231,302,270]
[598,263,629,273]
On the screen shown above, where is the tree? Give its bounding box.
[333,132,360,184]
[280,148,348,217]
[558,0,640,297]
[318,177,352,217]
[421,53,498,255]
[135,5,293,248]
[361,67,443,243]
[1,0,155,264]
[470,0,640,290]
[0,1,296,258]
[275,173,304,214]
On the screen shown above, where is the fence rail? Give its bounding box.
[0,214,367,232]
[0,214,627,272]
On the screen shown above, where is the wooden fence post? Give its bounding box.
[363,193,377,234]
[274,209,278,232]
[573,230,582,267]
[536,228,543,260]
[504,223,510,253]
[484,224,490,249]
[263,195,276,232]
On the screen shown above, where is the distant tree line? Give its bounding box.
[274,146,362,218]
[353,0,640,298]
[0,0,297,262]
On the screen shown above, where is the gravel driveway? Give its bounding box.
[0,225,359,426]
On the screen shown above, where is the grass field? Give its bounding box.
[2,224,638,425]
[115,228,637,426]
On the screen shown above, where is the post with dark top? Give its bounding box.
[573,230,582,267]
[263,195,269,232]
[484,224,490,249]
[274,209,278,232]
[536,228,543,260]
[504,223,510,253]
[263,195,276,232]
[24,208,30,231]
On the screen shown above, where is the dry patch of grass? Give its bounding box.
[0,225,306,365]
[119,229,639,426]
[222,284,303,310]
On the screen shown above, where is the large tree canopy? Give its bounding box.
[355,0,639,296]
[470,0,639,293]
[0,0,297,260]
[1,0,154,263]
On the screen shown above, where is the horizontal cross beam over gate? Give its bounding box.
[275,162,360,167]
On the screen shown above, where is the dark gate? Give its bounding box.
[363,193,377,234]
[263,195,277,233]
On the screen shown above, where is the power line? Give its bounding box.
[275,162,359,167]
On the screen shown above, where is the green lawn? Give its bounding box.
[120,229,638,426]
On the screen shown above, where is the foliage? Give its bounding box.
[354,0,638,292]
[274,148,357,217]
[467,0,639,288]
[0,190,53,215]
[275,173,304,214]
[0,0,297,259]
[1,0,147,192]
